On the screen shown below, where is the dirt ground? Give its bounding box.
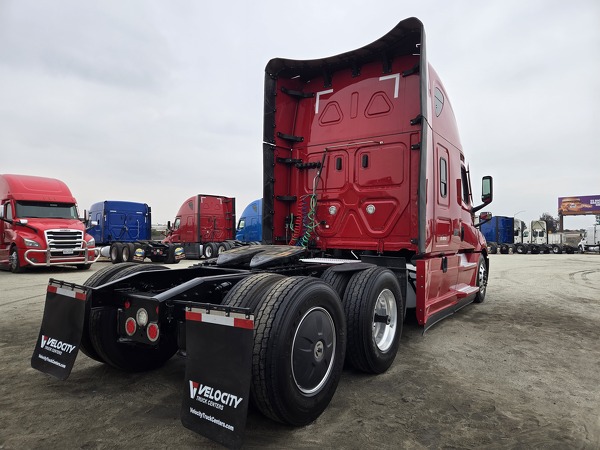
[1,254,599,449]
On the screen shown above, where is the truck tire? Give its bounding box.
[343,267,403,374]
[81,263,139,362]
[552,245,562,254]
[488,242,498,254]
[320,267,353,300]
[203,242,217,258]
[164,244,181,264]
[515,243,526,254]
[121,242,133,262]
[217,242,228,254]
[110,243,124,263]
[474,254,488,303]
[9,246,24,273]
[499,244,509,254]
[222,273,285,312]
[121,243,135,262]
[530,244,540,254]
[251,276,346,426]
[88,264,177,371]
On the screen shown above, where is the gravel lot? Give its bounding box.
[1,254,599,449]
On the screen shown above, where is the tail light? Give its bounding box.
[125,317,137,336]
[147,323,160,342]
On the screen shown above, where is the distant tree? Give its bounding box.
[539,212,559,233]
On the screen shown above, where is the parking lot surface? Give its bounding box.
[1,254,599,449]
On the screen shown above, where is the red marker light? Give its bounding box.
[147,323,159,342]
[125,317,136,336]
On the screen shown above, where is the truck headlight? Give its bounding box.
[23,238,41,248]
[86,237,95,247]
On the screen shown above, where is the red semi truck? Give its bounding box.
[163,194,236,259]
[0,174,98,272]
[31,18,492,447]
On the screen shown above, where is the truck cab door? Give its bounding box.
[0,202,14,261]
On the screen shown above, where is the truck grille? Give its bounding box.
[45,229,84,251]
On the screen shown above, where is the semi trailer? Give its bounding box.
[86,200,184,264]
[31,18,493,448]
[0,174,99,272]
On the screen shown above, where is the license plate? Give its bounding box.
[63,249,74,255]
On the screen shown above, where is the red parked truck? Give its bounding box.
[163,194,236,259]
[0,174,98,272]
[31,18,492,447]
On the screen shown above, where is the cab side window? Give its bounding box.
[439,158,448,198]
[461,166,470,205]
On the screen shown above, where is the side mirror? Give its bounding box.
[472,176,493,214]
[479,211,492,222]
[0,208,4,220]
[475,211,493,228]
[167,221,172,230]
[481,176,493,204]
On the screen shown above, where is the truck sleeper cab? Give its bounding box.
[31,18,492,447]
[164,194,236,259]
[86,200,184,264]
[0,174,98,272]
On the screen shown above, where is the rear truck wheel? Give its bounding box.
[515,243,526,254]
[474,254,488,303]
[343,267,403,374]
[488,242,498,254]
[222,273,285,312]
[530,244,540,254]
[499,244,509,254]
[89,264,177,371]
[203,242,216,258]
[164,244,181,264]
[81,263,139,362]
[223,241,233,250]
[110,242,124,263]
[320,267,353,300]
[9,246,24,273]
[251,276,346,426]
[217,242,228,254]
[121,243,135,262]
[552,245,562,254]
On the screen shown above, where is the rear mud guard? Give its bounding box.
[180,305,254,449]
[30,279,87,380]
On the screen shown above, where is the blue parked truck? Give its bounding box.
[235,198,262,243]
[480,215,515,254]
[86,200,184,264]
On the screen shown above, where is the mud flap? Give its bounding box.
[181,306,254,449]
[30,279,87,380]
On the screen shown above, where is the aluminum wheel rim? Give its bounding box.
[291,306,336,396]
[372,288,397,353]
[478,262,487,296]
[9,251,18,270]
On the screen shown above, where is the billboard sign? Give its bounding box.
[558,195,600,216]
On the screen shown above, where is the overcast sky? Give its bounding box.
[1,1,598,230]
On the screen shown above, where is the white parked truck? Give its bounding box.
[578,225,600,253]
